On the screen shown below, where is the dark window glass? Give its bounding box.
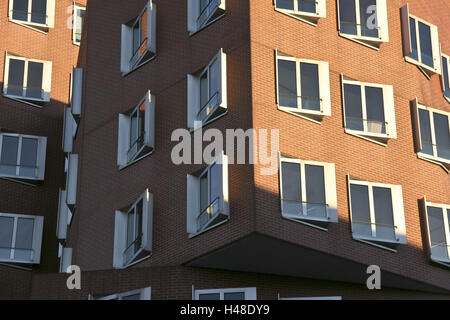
[428,207,448,259]
[372,187,395,241]
[210,163,220,206]
[409,18,418,61]
[75,8,86,43]
[12,0,28,22]
[200,172,209,213]
[418,109,433,155]
[209,59,219,99]
[200,0,210,12]
[14,218,34,261]
[224,292,245,300]
[31,0,47,24]
[344,84,363,131]
[122,294,140,300]
[276,0,294,10]
[300,63,320,111]
[365,86,386,134]
[433,113,450,160]
[339,0,357,35]
[26,62,43,99]
[199,293,220,300]
[443,57,450,96]
[281,161,302,215]
[305,165,326,219]
[418,22,433,68]
[350,184,371,237]
[298,0,316,13]
[0,217,14,260]
[0,136,19,176]
[278,60,297,108]
[359,0,378,38]
[19,137,38,178]
[7,59,25,97]
[200,72,208,108]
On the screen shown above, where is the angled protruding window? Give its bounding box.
[187,49,227,130]
[57,189,71,240]
[3,52,52,107]
[65,154,79,209]
[121,0,156,76]
[337,0,389,48]
[400,4,441,77]
[411,99,450,171]
[348,176,407,251]
[58,245,72,273]
[90,287,151,300]
[0,213,44,265]
[8,0,55,31]
[70,67,83,120]
[0,132,47,182]
[187,152,229,237]
[276,50,331,123]
[187,0,226,35]
[117,91,155,169]
[341,75,396,145]
[194,287,256,300]
[113,190,153,269]
[62,106,77,153]
[73,3,86,45]
[441,52,450,102]
[274,0,326,25]
[279,154,338,230]
[422,197,450,267]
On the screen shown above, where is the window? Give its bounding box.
[120,0,156,76]
[90,287,151,300]
[441,53,450,102]
[422,198,450,267]
[348,176,407,250]
[73,4,86,45]
[117,91,155,169]
[274,0,326,25]
[63,68,83,152]
[57,189,73,240]
[187,49,227,130]
[337,0,389,48]
[187,152,229,237]
[65,154,79,209]
[58,245,72,273]
[275,50,331,123]
[8,0,55,31]
[113,190,153,269]
[187,0,226,35]
[194,287,256,300]
[0,132,47,181]
[411,99,450,171]
[279,155,337,230]
[400,4,441,77]
[341,75,396,145]
[3,52,52,106]
[0,213,43,264]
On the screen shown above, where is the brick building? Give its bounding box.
[0,0,449,300]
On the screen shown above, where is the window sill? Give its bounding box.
[417,153,450,173]
[9,18,50,34]
[274,8,320,26]
[188,217,229,239]
[114,251,152,270]
[431,257,450,268]
[0,176,40,187]
[121,55,156,78]
[118,150,154,171]
[282,214,331,232]
[353,237,400,253]
[444,94,450,104]
[3,94,46,108]
[189,110,228,133]
[278,106,324,125]
[404,56,440,78]
[188,12,227,37]
[338,33,384,51]
[344,129,392,146]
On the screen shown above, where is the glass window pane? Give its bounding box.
[26,61,43,99]
[443,57,450,96]
[418,109,433,155]
[432,113,450,160]
[7,59,25,96]
[19,137,38,178]
[224,292,245,300]
[298,0,316,13]
[200,172,209,212]
[339,0,357,35]
[418,22,433,68]
[365,86,386,134]
[210,163,220,207]
[0,136,19,176]
[200,72,208,110]
[126,209,135,247]
[372,187,395,241]
[281,161,302,215]
[12,0,28,22]
[278,60,297,108]
[200,0,210,12]
[14,218,34,261]
[199,293,220,300]
[209,59,219,101]
[31,0,47,24]
[122,294,141,300]
[130,111,139,147]
[135,200,143,246]
[344,84,363,131]
[75,8,85,43]
[0,217,14,260]
[276,0,294,10]
[428,207,448,260]
[305,164,327,219]
[350,184,371,237]
[409,18,418,61]
[359,0,378,38]
[300,63,320,111]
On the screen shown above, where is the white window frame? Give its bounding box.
[90,287,151,300]
[62,106,77,153]
[341,75,396,146]
[187,0,226,35]
[72,3,86,45]
[194,287,256,300]
[65,153,79,209]
[0,132,47,181]
[441,52,450,103]
[347,176,407,251]
[57,189,69,240]
[70,67,83,120]
[275,50,331,124]
[273,0,326,26]
[113,190,153,269]
[278,154,338,231]
[8,0,55,32]
[187,49,227,131]
[422,197,450,267]
[117,91,155,170]
[58,245,72,273]
[3,52,52,107]
[0,212,44,264]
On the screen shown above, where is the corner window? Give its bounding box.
[279,155,338,230]
[400,4,441,76]
[113,190,153,269]
[187,0,226,35]
[187,49,227,131]
[275,50,331,123]
[187,152,229,237]
[0,213,44,264]
[117,91,155,169]
[0,132,47,182]
[90,287,151,300]
[441,53,450,102]
[348,176,407,250]
[274,0,326,25]
[337,0,389,48]
[8,0,55,31]
[73,4,86,45]
[3,52,52,107]
[194,287,256,300]
[341,75,396,145]
[120,0,156,76]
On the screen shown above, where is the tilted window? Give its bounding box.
[65,153,79,209]
[187,152,229,237]
[62,106,77,153]
[0,213,44,265]
[348,176,407,250]
[276,50,331,123]
[187,0,226,35]
[8,0,55,31]
[341,75,396,145]
[279,155,337,230]
[0,132,47,181]
[117,91,155,169]
[73,3,86,45]
[411,99,450,171]
[57,189,73,241]
[194,287,256,300]
[400,4,441,77]
[113,190,153,269]
[337,0,389,48]
[90,287,151,300]
[63,68,83,152]
[120,0,156,76]
[58,245,72,273]
[441,53,450,102]
[3,52,52,106]
[187,49,227,130]
[273,0,326,25]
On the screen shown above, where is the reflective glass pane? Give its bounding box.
[300,63,320,111]
[418,22,433,68]
[0,217,14,260]
[26,61,43,99]
[209,59,219,100]
[339,0,357,35]
[7,59,25,96]
[372,187,395,241]
[418,109,433,155]
[200,172,209,212]
[409,18,418,61]
[14,218,34,261]
[281,161,302,215]
[19,137,38,178]
[443,57,450,97]
[224,292,245,300]
[31,0,47,24]
[12,0,28,22]
[365,86,386,134]
[298,0,316,13]
[344,84,363,131]
[432,113,450,160]
[199,293,220,300]
[126,209,135,247]
[200,73,208,109]
[0,136,19,176]
[305,165,326,219]
[278,60,297,108]
[428,207,448,259]
[359,0,378,38]
[75,8,85,43]
[135,200,143,245]
[276,0,294,10]
[210,163,220,208]
[350,184,371,237]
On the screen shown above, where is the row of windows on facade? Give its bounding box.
[8,0,85,44]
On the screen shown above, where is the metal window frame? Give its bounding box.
[424,200,450,263]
